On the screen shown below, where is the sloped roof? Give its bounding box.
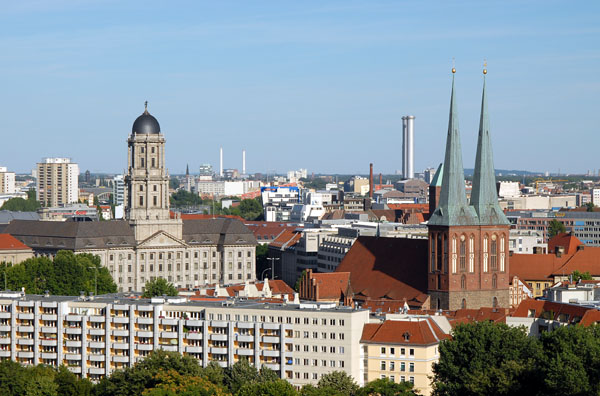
[269,229,302,249]
[310,272,351,300]
[548,232,582,254]
[182,218,256,246]
[336,236,429,307]
[361,319,449,346]
[0,233,32,251]
[511,299,600,326]
[510,246,600,281]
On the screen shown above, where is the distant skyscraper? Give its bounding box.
[112,175,125,206]
[220,147,224,178]
[36,158,79,207]
[0,167,16,194]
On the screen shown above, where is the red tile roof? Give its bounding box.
[510,246,600,281]
[336,236,429,308]
[387,203,429,211]
[361,319,449,345]
[511,299,600,325]
[0,234,31,251]
[269,229,302,249]
[244,221,301,242]
[309,272,351,300]
[548,232,582,254]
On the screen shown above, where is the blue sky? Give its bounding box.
[0,1,598,175]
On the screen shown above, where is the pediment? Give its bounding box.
[138,231,188,248]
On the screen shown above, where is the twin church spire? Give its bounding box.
[429,65,508,226]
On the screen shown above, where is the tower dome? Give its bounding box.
[131,101,160,135]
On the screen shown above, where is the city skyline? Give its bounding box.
[0,1,598,175]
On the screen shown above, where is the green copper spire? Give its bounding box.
[430,163,444,187]
[429,72,478,226]
[470,71,509,225]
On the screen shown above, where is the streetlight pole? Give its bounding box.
[266,257,280,280]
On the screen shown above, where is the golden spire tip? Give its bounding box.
[452,57,456,74]
[483,59,487,75]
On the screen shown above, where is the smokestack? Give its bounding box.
[369,163,374,198]
[242,149,246,175]
[402,117,407,178]
[219,147,223,177]
[379,173,382,185]
[406,115,415,179]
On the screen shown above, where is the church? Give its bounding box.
[6,105,257,292]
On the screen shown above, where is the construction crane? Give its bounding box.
[533,178,568,193]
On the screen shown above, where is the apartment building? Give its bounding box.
[508,210,600,246]
[36,158,79,207]
[0,167,16,194]
[0,292,369,387]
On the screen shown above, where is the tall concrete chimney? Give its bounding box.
[402,117,408,178]
[242,149,246,175]
[219,147,223,177]
[379,173,382,185]
[406,115,415,179]
[369,163,374,198]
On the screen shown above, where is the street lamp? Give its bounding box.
[265,257,280,280]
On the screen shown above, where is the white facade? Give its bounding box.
[592,188,600,206]
[287,169,308,183]
[0,167,16,194]
[36,158,79,207]
[498,181,521,198]
[509,230,547,254]
[113,175,125,206]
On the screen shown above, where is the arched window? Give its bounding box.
[500,234,506,272]
[461,275,466,290]
[492,297,498,308]
[452,236,457,273]
[461,299,466,309]
[459,235,466,272]
[492,274,497,289]
[490,235,498,271]
[469,235,475,273]
[483,235,489,272]
[430,234,436,272]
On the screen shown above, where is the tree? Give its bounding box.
[585,202,595,212]
[357,378,418,396]
[571,270,592,281]
[55,366,93,396]
[237,379,298,396]
[237,198,263,220]
[317,371,359,396]
[432,321,542,396]
[142,278,178,298]
[201,361,225,387]
[0,196,41,211]
[255,244,269,279]
[548,219,567,239]
[141,369,230,396]
[300,385,345,396]
[224,358,259,393]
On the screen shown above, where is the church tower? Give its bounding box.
[427,67,510,310]
[125,102,182,241]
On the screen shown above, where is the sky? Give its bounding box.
[0,0,598,176]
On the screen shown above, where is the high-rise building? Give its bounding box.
[112,175,125,206]
[427,69,509,310]
[0,167,16,194]
[402,116,415,179]
[36,158,79,207]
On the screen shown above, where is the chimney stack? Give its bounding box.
[406,115,415,179]
[242,149,246,175]
[219,147,223,178]
[379,173,382,185]
[369,163,374,198]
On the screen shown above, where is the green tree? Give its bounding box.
[141,369,230,396]
[142,278,178,298]
[54,365,93,396]
[357,378,417,396]
[224,358,259,394]
[432,321,542,396]
[538,324,600,396]
[571,270,592,281]
[237,379,298,396]
[294,270,307,292]
[317,371,359,396]
[201,361,225,387]
[300,385,345,396]
[0,196,41,211]
[548,219,567,239]
[585,202,595,212]
[237,198,263,220]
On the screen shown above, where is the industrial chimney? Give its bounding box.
[242,149,246,175]
[219,147,224,178]
[369,163,374,198]
[406,115,415,179]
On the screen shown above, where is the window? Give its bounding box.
[491,235,498,270]
[390,347,395,355]
[459,237,466,271]
[492,274,497,289]
[400,348,405,356]
[461,275,466,290]
[400,362,405,371]
[409,349,414,356]
[153,196,157,206]
[139,196,144,206]
[390,361,395,371]
[381,347,386,355]
[409,362,414,372]
[381,361,386,370]
[409,377,414,384]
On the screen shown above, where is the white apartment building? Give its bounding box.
[509,230,547,254]
[0,292,369,387]
[0,167,16,194]
[112,175,125,206]
[592,188,600,206]
[262,186,300,222]
[36,158,79,207]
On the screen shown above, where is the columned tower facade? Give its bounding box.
[427,69,510,310]
[124,103,181,241]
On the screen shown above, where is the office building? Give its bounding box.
[36,158,79,207]
[0,167,15,194]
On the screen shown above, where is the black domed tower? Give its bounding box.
[124,102,179,240]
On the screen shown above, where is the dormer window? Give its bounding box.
[403,332,411,342]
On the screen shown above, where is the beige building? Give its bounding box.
[0,167,16,194]
[5,105,257,292]
[0,292,369,387]
[36,158,79,207]
[0,234,33,265]
[360,317,449,396]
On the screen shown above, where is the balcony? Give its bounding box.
[17,338,34,345]
[236,334,253,342]
[136,343,154,351]
[263,349,280,357]
[262,336,280,344]
[65,327,82,335]
[67,366,82,374]
[41,339,57,346]
[236,322,254,329]
[0,312,11,319]
[136,317,153,325]
[41,352,57,359]
[112,355,130,363]
[41,314,57,321]
[0,351,10,357]
[186,319,203,327]
[185,332,202,340]
[17,351,34,359]
[65,353,82,360]
[136,330,153,338]
[18,325,34,332]
[89,328,105,336]
[41,326,57,334]
[112,317,129,324]
[160,318,177,326]
[211,347,227,354]
[88,354,105,361]
[158,345,178,352]
[65,314,82,321]
[89,341,105,349]
[65,340,81,348]
[185,346,202,353]
[88,367,105,375]
[211,334,228,341]
[0,325,10,332]
[89,316,105,323]
[236,348,254,356]
[161,331,178,339]
[263,363,280,371]
[0,338,10,345]
[137,305,154,312]
[210,321,227,328]
[113,343,129,350]
[112,330,129,337]
[263,323,280,330]
[18,313,34,320]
